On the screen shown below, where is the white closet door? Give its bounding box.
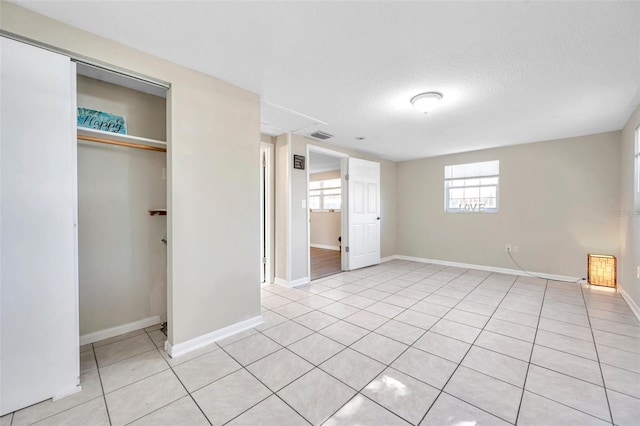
[1,37,79,415]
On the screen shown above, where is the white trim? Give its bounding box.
[70,61,81,382]
[306,145,349,158]
[274,277,289,287]
[79,316,161,345]
[260,142,274,285]
[53,385,82,401]
[274,277,310,288]
[287,133,292,282]
[310,244,340,251]
[165,315,264,358]
[619,285,640,322]
[381,255,398,263]
[290,277,310,287]
[394,255,582,282]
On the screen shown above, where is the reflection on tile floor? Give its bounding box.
[3,259,640,425]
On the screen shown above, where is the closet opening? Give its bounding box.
[75,62,169,347]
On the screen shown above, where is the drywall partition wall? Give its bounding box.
[274,133,291,282]
[396,131,621,278]
[310,171,341,250]
[280,134,397,282]
[619,105,640,313]
[1,2,261,347]
[1,37,79,415]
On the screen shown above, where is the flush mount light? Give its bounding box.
[410,92,443,113]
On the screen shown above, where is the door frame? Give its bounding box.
[260,142,275,285]
[306,144,349,280]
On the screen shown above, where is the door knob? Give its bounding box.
[377,217,381,220]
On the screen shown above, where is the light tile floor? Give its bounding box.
[2,259,640,425]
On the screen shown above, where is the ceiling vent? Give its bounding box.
[309,130,334,140]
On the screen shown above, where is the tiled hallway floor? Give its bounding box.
[3,260,640,425]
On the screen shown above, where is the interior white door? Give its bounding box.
[1,37,79,415]
[346,158,380,270]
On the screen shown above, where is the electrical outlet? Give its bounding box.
[513,245,519,253]
[637,266,640,279]
[302,199,306,208]
[505,244,512,252]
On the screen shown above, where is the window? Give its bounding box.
[309,178,341,211]
[445,160,499,213]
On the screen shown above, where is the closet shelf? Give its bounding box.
[149,209,167,216]
[77,128,167,152]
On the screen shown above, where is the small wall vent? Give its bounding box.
[309,130,334,140]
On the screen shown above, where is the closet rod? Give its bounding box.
[78,134,167,152]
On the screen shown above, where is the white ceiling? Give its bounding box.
[14,1,640,161]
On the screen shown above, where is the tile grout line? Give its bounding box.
[217,341,315,425]
[514,278,548,424]
[135,327,214,426]
[579,282,616,425]
[248,263,459,424]
[93,343,114,426]
[416,273,522,426]
[303,267,472,424]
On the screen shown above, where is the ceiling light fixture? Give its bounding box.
[410,92,443,114]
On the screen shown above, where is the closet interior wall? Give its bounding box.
[77,74,167,338]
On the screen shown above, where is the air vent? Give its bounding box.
[309,130,334,140]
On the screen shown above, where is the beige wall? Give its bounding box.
[77,75,166,141]
[277,134,397,282]
[1,2,261,346]
[274,134,290,281]
[397,131,621,278]
[310,212,341,249]
[619,105,640,309]
[78,143,167,335]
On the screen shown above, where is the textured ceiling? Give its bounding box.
[13,1,640,161]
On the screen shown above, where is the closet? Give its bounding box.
[75,64,168,343]
[0,36,168,415]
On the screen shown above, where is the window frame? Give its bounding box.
[309,178,342,212]
[444,160,500,214]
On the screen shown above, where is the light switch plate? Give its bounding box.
[302,199,306,208]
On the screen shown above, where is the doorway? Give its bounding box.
[307,146,348,280]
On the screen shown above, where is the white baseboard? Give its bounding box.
[80,316,161,345]
[311,244,340,251]
[53,385,82,401]
[618,285,640,322]
[165,315,264,358]
[380,255,398,263]
[274,276,310,288]
[393,255,582,282]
